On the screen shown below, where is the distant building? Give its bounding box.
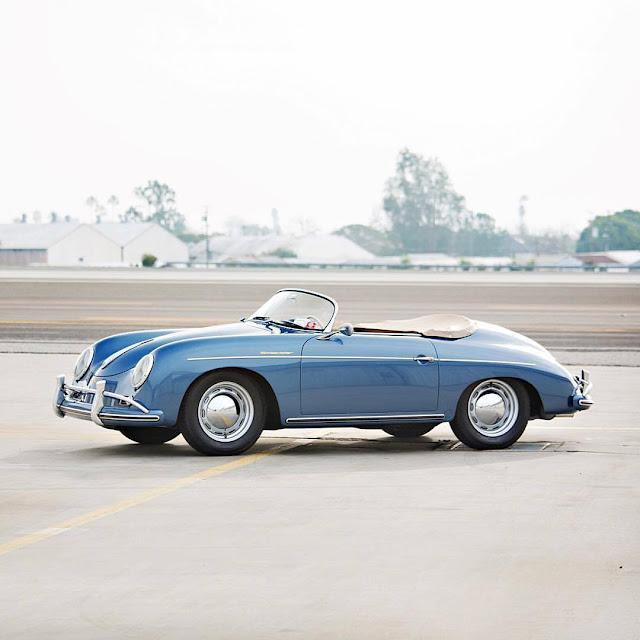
[458,256,512,267]
[92,223,189,264]
[405,253,458,266]
[573,251,640,268]
[514,254,582,268]
[191,233,374,264]
[0,222,188,266]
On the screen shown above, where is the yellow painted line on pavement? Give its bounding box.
[0,436,326,558]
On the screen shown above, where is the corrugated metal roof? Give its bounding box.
[0,223,82,249]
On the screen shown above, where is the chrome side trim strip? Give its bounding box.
[438,358,536,366]
[188,355,425,362]
[286,413,445,424]
[188,355,298,361]
[187,354,534,366]
[302,355,424,361]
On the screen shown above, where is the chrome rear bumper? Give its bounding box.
[572,369,594,410]
[53,374,161,427]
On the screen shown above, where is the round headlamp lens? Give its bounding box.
[74,347,94,380]
[132,354,154,389]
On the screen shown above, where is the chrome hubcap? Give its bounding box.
[468,379,518,437]
[198,382,254,442]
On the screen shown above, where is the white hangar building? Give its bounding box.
[0,222,189,266]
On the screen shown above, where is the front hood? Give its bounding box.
[96,322,271,376]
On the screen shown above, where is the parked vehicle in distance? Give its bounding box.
[54,288,593,455]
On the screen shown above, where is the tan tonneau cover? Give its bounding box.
[354,314,477,339]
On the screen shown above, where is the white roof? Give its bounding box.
[406,253,458,266]
[515,254,582,267]
[193,233,374,264]
[92,223,153,245]
[0,223,81,249]
[459,256,512,266]
[600,251,640,266]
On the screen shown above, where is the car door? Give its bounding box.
[300,332,439,416]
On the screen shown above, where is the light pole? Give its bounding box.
[203,206,210,268]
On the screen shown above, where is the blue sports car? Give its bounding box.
[53,288,593,455]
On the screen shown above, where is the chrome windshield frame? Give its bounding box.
[250,288,338,333]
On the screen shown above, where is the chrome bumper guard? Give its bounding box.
[53,374,160,426]
[572,369,594,409]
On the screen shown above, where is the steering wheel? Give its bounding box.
[306,315,323,328]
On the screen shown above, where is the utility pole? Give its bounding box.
[271,208,281,235]
[518,195,528,237]
[203,206,210,269]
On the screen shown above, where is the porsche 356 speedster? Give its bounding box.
[53,288,593,455]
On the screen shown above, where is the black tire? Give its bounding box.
[382,425,437,438]
[180,371,266,456]
[120,426,180,444]
[449,378,530,450]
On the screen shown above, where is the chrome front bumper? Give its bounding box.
[572,369,594,409]
[53,374,161,427]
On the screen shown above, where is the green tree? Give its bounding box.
[453,212,512,256]
[85,195,106,223]
[134,180,186,234]
[576,210,640,252]
[383,149,465,252]
[264,247,297,259]
[381,149,512,255]
[120,206,144,223]
[107,194,119,218]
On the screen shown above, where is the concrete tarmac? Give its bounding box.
[0,353,638,639]
[1,269,639,638]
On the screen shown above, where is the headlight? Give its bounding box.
[74,346,94,380]
[131,354,154,389]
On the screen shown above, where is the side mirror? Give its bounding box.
[318,322,355,340]
[339,322,354,336]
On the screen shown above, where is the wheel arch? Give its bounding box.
[510,378,544,420]
[178,366,283,429]
[460,375,542,420]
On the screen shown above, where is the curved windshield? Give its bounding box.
[249,290,336,331]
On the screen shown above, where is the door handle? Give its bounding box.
[413,355,436,363]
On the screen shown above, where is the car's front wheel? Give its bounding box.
[382,425,437,437]
[120,426,180,444]
[180,371,266,455]
[449,378,529,449]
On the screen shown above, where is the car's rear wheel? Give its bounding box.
[382,425,437,437]
[180,371,266,455]
[120,426,180,444]
[449,378,529,450]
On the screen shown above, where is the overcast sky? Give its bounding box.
[0,0,638,235]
